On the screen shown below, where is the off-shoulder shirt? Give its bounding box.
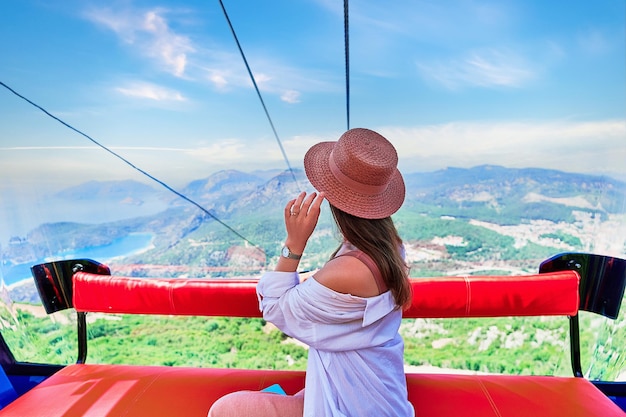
[256,247,414,417]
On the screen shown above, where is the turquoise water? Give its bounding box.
[0,233,154,286]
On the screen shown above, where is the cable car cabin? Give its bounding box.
[0,252,624,416]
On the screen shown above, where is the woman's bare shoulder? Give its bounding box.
[312,255,379,297]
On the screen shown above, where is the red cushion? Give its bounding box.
[1,365,622,417]
[73,270,580,318]
[403,271,579,318]
[408,373,624,417]
[0,365,304,417]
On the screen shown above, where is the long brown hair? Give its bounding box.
[330,205,412,309]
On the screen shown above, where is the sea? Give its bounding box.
[0,233,154,287]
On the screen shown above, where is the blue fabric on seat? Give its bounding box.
[0,367,18,409]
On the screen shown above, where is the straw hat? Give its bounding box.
[304,128,405,219]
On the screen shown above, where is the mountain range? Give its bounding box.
[3,165,625,277]
[48,164,626,220]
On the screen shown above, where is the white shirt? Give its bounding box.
[257,270,414,417]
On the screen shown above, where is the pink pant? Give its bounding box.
[208,389,305,417]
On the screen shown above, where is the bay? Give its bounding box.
[0,233,154,287]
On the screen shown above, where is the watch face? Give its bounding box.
[281,246,301,259]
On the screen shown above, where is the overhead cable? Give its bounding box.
[218,0,301,190]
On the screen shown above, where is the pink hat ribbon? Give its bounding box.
[328,150,387,195]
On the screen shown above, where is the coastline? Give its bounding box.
[1,232,155,289]
[6,278,34,290]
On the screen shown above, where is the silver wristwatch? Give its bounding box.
[281,246,302,260]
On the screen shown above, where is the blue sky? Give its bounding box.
[1,0,625,191]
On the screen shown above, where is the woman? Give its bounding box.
[208,128,414,417]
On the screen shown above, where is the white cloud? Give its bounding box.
[185,140,247,163]
[115,82,186,101]
[84,5,336,102]
[111,146,189,152]
[2,119,624,190]
[0,146,96,151]
[330,0,515,42]
[184,137,293,170]
[380,119,626,178]
[85,7,194,77]
[142,10,193,76]
[0,146,189,152]
[281,90,301,104]
[180,119,626,179]
[207,69,230,89]
[417,48,535,90]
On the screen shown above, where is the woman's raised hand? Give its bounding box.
[283,191,325,255]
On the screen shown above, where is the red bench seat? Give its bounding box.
[5,259,624,416]
[0,364,622,416]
